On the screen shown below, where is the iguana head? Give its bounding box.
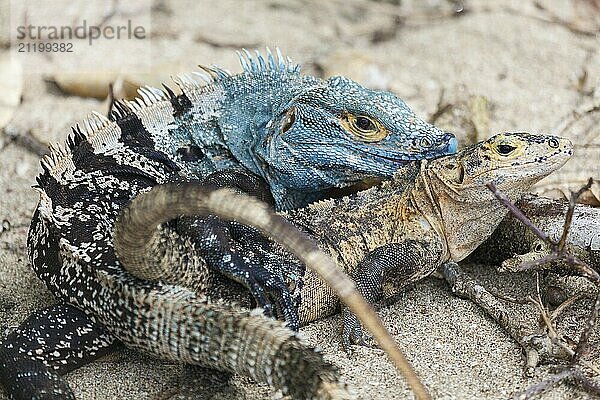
[425,132,572,261]
[257,75,457,199]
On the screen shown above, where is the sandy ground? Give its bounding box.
[0,0,599,399]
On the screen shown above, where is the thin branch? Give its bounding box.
[559,178,594,251]
[514,366,600,400]
[486,179,600,397]
[572,368,600,396]
[574,292,600,363]
[517,254,562,271]
[2,128,48,157]
[486,182,553,245]
[551,293,588,320]
[487,181,599,283]
[512,368,575,400]
[530,298,600,375]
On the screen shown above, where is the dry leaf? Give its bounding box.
[53,62,188,100]
[53,72,137,100]
[429,85,492,146]
[318,49,391,90]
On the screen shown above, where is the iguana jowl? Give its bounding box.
[3,130,569,398]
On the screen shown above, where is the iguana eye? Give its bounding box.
[355,116,375,131]
[548,138,559,148]
[533,242,545,252]
[497,144,517,155]
[340,112,389,142]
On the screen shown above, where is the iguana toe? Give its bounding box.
[341,308,371,350]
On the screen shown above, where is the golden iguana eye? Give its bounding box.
[486,136,524,159]
[340,112,389,142]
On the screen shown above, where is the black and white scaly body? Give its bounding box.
[1,49,462,399]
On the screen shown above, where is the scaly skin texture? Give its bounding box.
[1,49,459,400]
[0,133,570,400]
[182,133,574,335]
[117,47,457,326]
[109,132,571,391]
[9,132,568,399]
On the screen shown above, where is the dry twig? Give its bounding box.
[485,180,600,398]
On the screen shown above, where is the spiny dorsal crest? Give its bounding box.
[109,86,168,121]
[40,111,114,179]
[170,47,299,94]
[236,47,299,75]
[40,48,299,184]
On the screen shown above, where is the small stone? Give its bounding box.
[15,161,29,177]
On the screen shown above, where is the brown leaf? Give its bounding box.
[53,72,136,100]
[428,85,492,146]
[53,62,189,100]
[318,49,391,90]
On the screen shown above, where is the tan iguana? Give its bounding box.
[106,132,572,397]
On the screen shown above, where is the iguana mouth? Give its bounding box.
[362,148,447,163]
[362,151,415,163]
[362,135,457,162]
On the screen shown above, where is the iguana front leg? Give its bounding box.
[178,215,299,329]
[0,303,118,400]
[175,169,300,330]
[342,241,440,348]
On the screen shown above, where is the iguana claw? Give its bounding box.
[234,252,300,330]
[342,308,372,349]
